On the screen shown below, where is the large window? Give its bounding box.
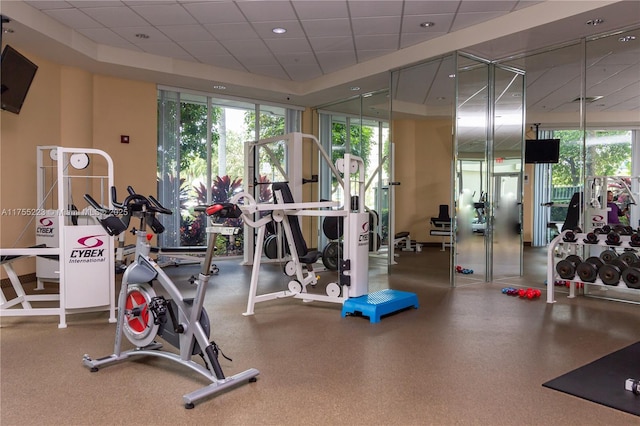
[319,109,390,248]
[549,130,632,225]
[157,89,301,250]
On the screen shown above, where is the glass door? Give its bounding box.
[492,65,524,280]
[454,55,490,285]
[454,54,525,286]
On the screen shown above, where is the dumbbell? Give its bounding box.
[598,258,628,286]
[556,255,582,280]
[612,224,625,235]
[562,230,578,243]
[630,232,640,248]
[619,250,639,266]
[621,265,640,289]
[599,249,619,263]
[606,231,622,246]
[583,232,599,244]
[576,257,604,283]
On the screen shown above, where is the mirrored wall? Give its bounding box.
[389,24,637,295]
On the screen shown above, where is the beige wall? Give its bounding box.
[393,118,453,243]
[1,49,157,277]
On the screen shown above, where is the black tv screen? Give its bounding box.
[1,44,38,114]
[525,138,560,164]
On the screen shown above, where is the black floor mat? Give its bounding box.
[542,342,640,416]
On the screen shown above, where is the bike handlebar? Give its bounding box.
[89,186,173,216]
[84,193,111,215]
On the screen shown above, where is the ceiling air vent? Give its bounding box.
[571,96,603,103]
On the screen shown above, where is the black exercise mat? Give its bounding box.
[542,342,640,416]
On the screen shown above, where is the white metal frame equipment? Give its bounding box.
[236,133,370,315]
[0,147,116,328]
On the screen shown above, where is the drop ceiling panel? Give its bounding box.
[236,1,298,22]
[316,51,357,73]
[181,2,246,25]
[309,36,354,52]
[404,1,461,15]
[352,16,401,36]
[25,1,80,10]
[81,6,149,27]
[69,1,124,7]
[282,63,324,81]
[156,25,214,42]
[348,0,403,17]
[180,40,229,57]
[301,19,352,37]
[607,96,640,112]
[203,22,259,41]
[114,26,172,44]
[42,8,103,29]
[219,39,270,57]
[277,52,318,66]
[355,34,398,51]
[263,38,313,55]
[458,1,518,13]
[292,1,348,20]
[130,4,197,26]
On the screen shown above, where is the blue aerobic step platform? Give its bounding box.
[341,289,419,323]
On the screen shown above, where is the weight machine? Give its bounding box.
[236,147,370,315]
[585,176,638,232]
[0,147,116,328]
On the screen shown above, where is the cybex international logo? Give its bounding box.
[39,217,54,226]
[36,217,55,236]
[591,214,605,227]
[69,235,106,263]
[359,220,370,245]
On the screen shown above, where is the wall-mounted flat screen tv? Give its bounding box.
[525,138,560,164]
[1,44,38,114]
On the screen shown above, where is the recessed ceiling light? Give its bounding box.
[586,18,604,26]
[436,96,446,101]
[420,22,435,28]
[363,93,373,98]
[619,35,637,42]
[2,28,14,34]
[213,85,226,90]
[135,33,149,39]
[272,27,287,34]
[350,86,360,91]
[448,74,456,78]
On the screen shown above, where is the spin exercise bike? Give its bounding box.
[82,186,259,408]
